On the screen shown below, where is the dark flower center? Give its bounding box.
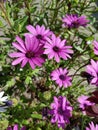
[53,46,59,52]
[25,51,35,58]
[59,75,65,80]
[36,34,43,40]
[57,107,64,115]
[72,20,79,27]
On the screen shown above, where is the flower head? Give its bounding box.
[44,34,73,62]
[62,14,89,28]
[50,96,72,129]
[86,122,98,130]
[93,40,98,55]
[86,59,98,86]
[51,68,72,88]
[77,95,94,110]
[9,35,45,69]
[25,25,51,44]
[7,124,26,130]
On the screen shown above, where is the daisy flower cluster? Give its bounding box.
[9,24,73,129]
[8,12,96,129]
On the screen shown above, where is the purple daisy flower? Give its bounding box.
[86,122,98,130]
[44,34,73,62]
[62,14,89,28]
[25,25,51,44]
[93,40,98,55]
[86,59,98,86]
[77,95,94,110]
[50,96,72,129]
[7,124,26,130]
[9,35,45,69]
[51,68,72,88]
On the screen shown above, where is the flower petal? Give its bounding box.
[12,42,26,53]
[12,57,25,65]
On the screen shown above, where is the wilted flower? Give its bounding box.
[7,124,26,130]
[44,34,73,62]
[50,96,72,129]
[86,59,98,86]
[62,14,89,28]
[77,95,94,110]
[9,35,45,69]
[93,40,98,55]
[77,90,98,117]
[86,122,98,130]
[25,25,51,44]
[51,68,72,88]
[85,90,98,117]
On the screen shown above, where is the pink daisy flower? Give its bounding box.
[93,40,98,55]
[77,95,94,110]
[7,124,26,130]
[86,122,98,130]
[44,34,73,62]
[51,68,72,88]
[50,96,72,129]
[9,35,45,69]
[62,14,89,28]
[86,59,98,86]
[25,25,51,44]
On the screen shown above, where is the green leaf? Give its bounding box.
[25,76,32,85]
[31,114,42,119]
[0,20,4,27]
[73,44,84,52]
[14,16,28,33]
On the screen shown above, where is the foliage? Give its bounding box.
[0,0,98,130]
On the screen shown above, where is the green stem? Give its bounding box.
[0,3,12,27]
[24,1,31,24]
